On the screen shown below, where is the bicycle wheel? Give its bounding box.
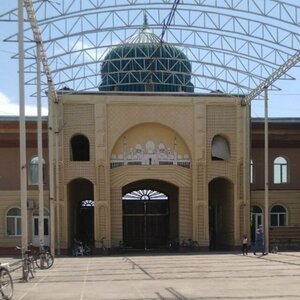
[35,252,54,269]
[0,267,13,300]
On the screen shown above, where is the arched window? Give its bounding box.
[250,159,254,184]
[270,205,287,226]
[80,199,94,207]
[274,156,288,184]
[29,156,46,185]
[123,189,168,200]
[6,208,21,236]
[70,134,90,161]
[211,135,230,161]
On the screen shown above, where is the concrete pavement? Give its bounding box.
[2,251,300,300]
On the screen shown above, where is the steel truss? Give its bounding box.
[1,0,300,97]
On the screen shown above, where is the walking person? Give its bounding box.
[253,225,265,255]
[242,235,248,255]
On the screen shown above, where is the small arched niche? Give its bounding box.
[70,134,90,161]
[211,135,230,161]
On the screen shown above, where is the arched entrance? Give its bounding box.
[122,180,178,250]
[209,177,234,250]
[67,178,94,245]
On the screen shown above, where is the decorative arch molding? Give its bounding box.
[110,122,191,169]
[110,164,192,189]
[208,175,234,186]
[67,176,95,187]
[251,204,264,213]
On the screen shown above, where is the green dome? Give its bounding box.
[98,18,194,92]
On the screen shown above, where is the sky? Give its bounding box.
[0,2,299,118]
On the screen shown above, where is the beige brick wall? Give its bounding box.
[62,104,96,184]
[251,190,300,225]
[57,93,248,249]
[0,190,50,247]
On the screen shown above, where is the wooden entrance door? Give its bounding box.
[123,199,169,249]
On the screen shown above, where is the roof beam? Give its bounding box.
[243,50,300,105]
[24,0,58,103]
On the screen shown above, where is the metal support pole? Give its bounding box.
[242,105,247,236]
[55,102,61,255]
[19,0,28,254]
[37,42,45,248]
[264,87,269,254]
[48,83,55,256]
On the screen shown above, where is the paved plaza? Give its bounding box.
[2,251,300,300]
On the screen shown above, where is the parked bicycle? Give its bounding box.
[15,246,35,282]
[0,265,13,300]
[34,246,54,269]
[168,238,179,251]
[72,238,92,256]
[180,238,200,251]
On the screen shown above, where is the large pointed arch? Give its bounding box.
[110,122,192,169]
[122,179,179,250]
[208,177,234,250]
[67,177,94,248]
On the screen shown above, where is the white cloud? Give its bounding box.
[0,91,48,116]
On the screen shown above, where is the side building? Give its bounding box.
[250,118,300,249]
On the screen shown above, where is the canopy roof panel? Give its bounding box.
[0,0,300,97]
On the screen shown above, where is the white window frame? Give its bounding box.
[6,208,22,236]
[270,204,287,227]
[250,159,254,184]
[29,156,45,185]
[273,156,288,184]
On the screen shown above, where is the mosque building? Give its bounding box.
[0,19,299,254]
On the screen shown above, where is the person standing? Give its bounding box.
[253,225,265,255]
[242,235,248,255]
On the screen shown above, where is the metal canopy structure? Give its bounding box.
[1,0,300,98]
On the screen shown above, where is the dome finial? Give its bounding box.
[143,12,149,30]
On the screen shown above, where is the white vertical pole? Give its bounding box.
[264,87,269,254]
[19,0,28,253]
[55,102,61,255]
[48,83,55,256]
[242,105,248,236]
[37,43,45,248]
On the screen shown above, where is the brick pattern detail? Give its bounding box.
[206,105,238,183]
[62,105,96,184]
[98,165,106,202]
[196,204,206,242]
[239,163,243,199]
[107,103,193,155]
[110,188,123,246]
[95,103,107,163]
[110,165,191,187]
[179,187,193,240]
[98,205,107,242]
[239,204,244,238]
[197,163,204,201]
